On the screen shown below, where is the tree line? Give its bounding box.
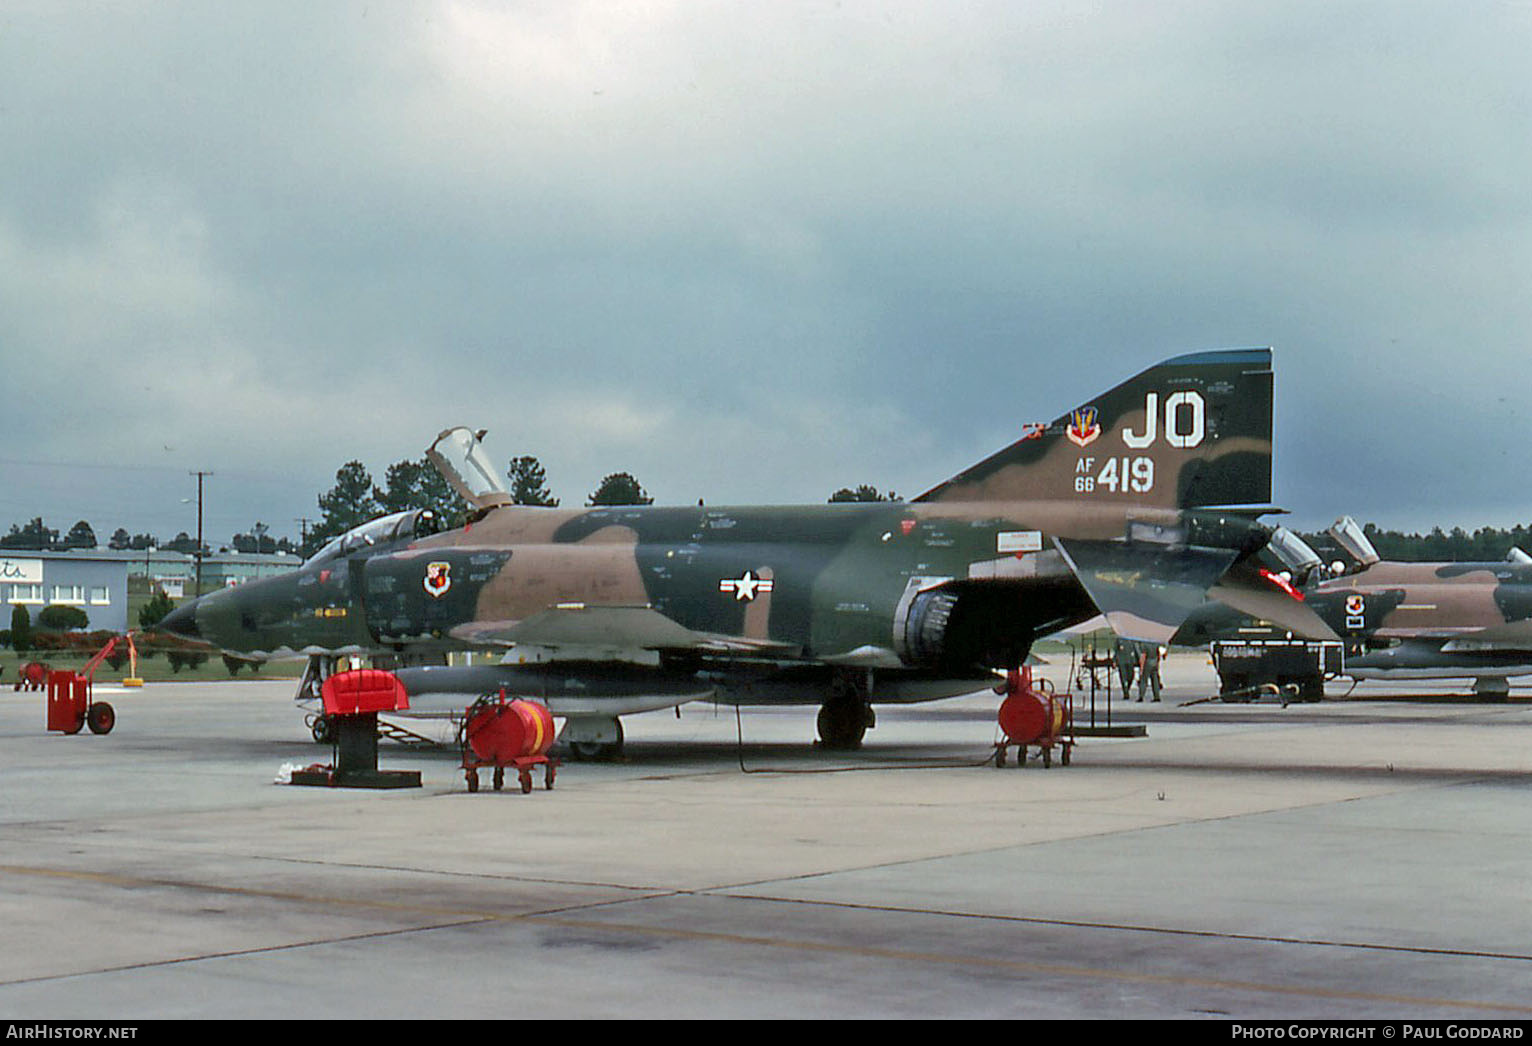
[0,516,299,556]
[300,454,661,558]
[1297,522,1532,564]
[11,481,1529,568]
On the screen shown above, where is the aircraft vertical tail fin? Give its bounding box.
[915,348,1273,509]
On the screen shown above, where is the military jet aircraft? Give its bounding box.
[161,348,1320,756]
[1178,517,1532,697]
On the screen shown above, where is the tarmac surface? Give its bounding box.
[2,652,1530,1020]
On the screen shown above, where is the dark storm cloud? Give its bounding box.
[0,1,1526,543]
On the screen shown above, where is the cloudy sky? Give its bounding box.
[1,1,1527,548]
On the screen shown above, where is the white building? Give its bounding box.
[0,550,130,632]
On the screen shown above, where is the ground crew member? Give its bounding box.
[1113,638,1137,699]
[1136,644,1164,702]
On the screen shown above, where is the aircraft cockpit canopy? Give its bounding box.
[1327,515,1381,571]
[1267,526,1324,582]
[426,426,513,512]
[303,509,442,568]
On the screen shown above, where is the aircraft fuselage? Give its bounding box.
[176,499,1267,674]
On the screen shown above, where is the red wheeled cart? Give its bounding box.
[47,670,115,735]
[43,633,141,735]
[461,691,558,794]
[16,661,50,692]
[994,666,1075,768]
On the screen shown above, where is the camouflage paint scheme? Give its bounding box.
[162,349,1306,752]
[1313,561,1532,693]
[1178,550,1532,696]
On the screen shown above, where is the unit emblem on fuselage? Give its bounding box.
[424,562,452,599]
[1344,593,1366,630]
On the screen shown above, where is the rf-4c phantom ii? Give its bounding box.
[160,348,1325,758]
[1180,516,1532,698]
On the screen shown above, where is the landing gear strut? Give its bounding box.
[299,655,342,744]
[1474,677,1512,700]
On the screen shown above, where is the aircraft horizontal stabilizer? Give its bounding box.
[1053,537,1243,645]
[1204,561,1341,642]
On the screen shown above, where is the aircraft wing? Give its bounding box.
[1439,618,1532,653]
[448,605,701,650]
[447,604,799,658]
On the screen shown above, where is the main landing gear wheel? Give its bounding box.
[565,719,624,762]
[568,740,623,761]
[311,714,336,744]
[816,700,872,750]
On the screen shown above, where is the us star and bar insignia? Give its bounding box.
[720,571,774,602]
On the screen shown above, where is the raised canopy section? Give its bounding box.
[427,426,514,512]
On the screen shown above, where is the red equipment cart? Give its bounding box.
[460,691,558,793]
[45,633,138,735]
[994,666,1075,768]
[47,670,115,735]
[16,661,49,692]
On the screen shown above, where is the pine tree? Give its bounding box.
[588,472,653,506]
[307,461,381,555]
[64,520,97,549]
[508,456,559,506]
[828,485,900,503]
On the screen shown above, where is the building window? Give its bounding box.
[89,586,110,605]
[10,584,42,604]
[52,584,85,604]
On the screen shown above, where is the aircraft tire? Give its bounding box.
[816,700,868,750]
[566,718,624,762]
[567,738,624,762]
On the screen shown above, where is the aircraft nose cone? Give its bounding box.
[157,601,201,640]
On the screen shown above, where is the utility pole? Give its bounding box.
[190,470,213,598]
